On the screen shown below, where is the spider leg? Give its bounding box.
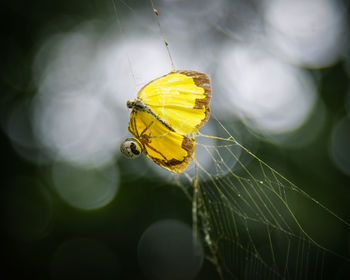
[150,131,170,138]
[140,120,154,137]
[131,112,139,138]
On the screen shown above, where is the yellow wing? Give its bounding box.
[137,70,211,135]
[128,109,194,173]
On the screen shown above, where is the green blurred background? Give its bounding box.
[1,0,350,279]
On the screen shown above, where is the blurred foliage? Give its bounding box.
[1,0,350,279]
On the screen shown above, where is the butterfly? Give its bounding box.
[120,70,211,173]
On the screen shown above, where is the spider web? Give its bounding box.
[171,116,350,280]
[110,1,350,278]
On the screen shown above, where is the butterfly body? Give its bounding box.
[127,99,175,132]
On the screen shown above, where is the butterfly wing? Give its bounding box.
[137,70,211,135]
[128,109,194,173]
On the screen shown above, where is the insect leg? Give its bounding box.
[149,131,170,138]
[131,113,139,138]
[140,120,154,136]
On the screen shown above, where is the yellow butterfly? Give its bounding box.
[120,70,211,173]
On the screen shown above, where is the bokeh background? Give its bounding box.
[1,0,350,279]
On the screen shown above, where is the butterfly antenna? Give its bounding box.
[150,0,176,71]
[112,0,137,91]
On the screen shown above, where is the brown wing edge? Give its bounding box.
[137,70,212,131]
[176,70,212,129]
[128,109,194,173]
[148,136,195,173]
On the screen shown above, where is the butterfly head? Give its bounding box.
[126,99,134,109]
